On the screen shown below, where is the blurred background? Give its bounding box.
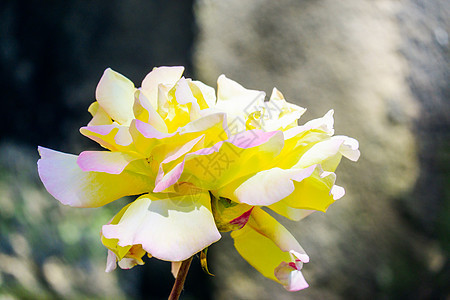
[0,0,448,299]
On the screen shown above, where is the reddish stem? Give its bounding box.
[168,256,193,300]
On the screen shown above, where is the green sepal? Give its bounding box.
[200,247,214,276]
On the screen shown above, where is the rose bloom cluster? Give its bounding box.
[38,67,359,292]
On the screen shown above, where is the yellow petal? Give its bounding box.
[231,208,308,283]
[87,101,113,126]
[133,89,168,133]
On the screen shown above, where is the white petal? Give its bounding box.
[102,192,221,261]
[216,75,265,117]
[234,166,317,206]
[141,66,184,108]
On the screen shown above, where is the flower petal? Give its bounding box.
[153,114,230,192]
[274,261,309,291]
[141,66,185,108]
[154,135,205,193]
[96,68,136,125]
[333,135,360,161]
[216,75,265,116]
[178,112,229,146]
[133,89,169,133]
[294,138,344,169]
[178,130,284,190]
[77,151,140,174]
[118,256,144,270]
[284,109,335,139]
[260,88,306,131]
[280,166,343,212]
[128,119,177,156]
[87,101,113,126]
[106,250,118,272]
[37,146,152,207]
[129,119,209,161]
[102,203,133,261]
[80,124,133,151]
[230,166,317,206]
[294,135,360,171]
[268,202,315,221]
[188,79,216,109]
[161,77,202,132]
[231,208,308,285]
[102,191,221,261]
[215,75,265,134]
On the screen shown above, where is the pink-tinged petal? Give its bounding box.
[156,130,283,193]
[231,208,309,285]
[133,119,175,140]
[77,151,139,174]
[231,130,280,149]
[102,192,221,262]
[233,166,317,206]
[96,68,136,125]
[274,261,309,291]
[154,135,205,193]
[37,146,152,207]
[141,66,185,108]
[130,116,219,162]
[80,125,117,150]
[178,130,284,191]
[129,119,176,156]
[130,120,176,143]
[153,161,185,193]
[80,124,132,151]
[133,89,168,133]
[162,135,205,165]
[171,261,182,278]
[105,250,118,272]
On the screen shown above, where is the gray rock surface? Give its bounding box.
[194,0,449,298]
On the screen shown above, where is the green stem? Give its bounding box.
[168,256,193,300]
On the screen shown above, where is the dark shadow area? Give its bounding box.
[0,1,213,299]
